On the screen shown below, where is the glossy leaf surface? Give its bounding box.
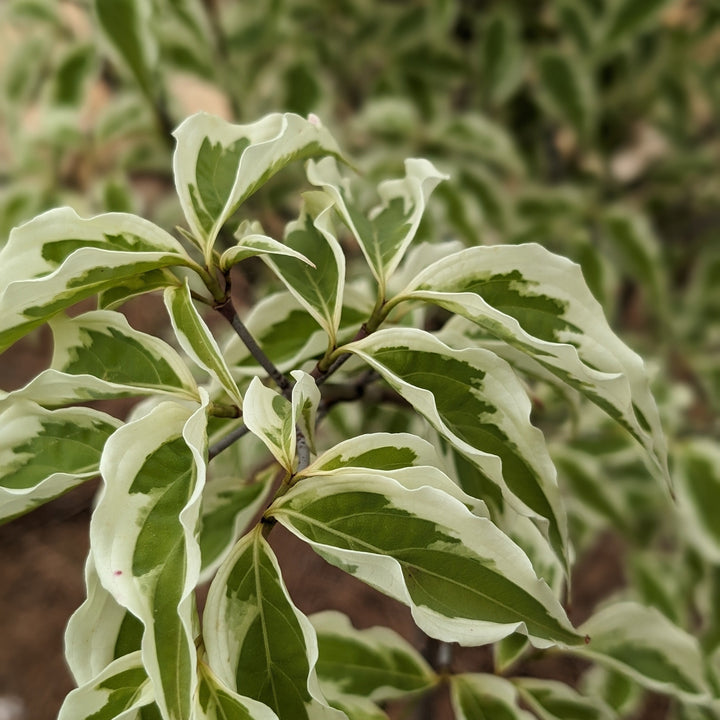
[0,400,120,522]
[343,327,568,569]
[203,526,345,720]
[270,473,582,647]
[0,208,191,353]
[173,112,341,257]
[396,243,669,489]
[91,399,209,720]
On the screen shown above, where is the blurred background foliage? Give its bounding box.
[1,1,720,717]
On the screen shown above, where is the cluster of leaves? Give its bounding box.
[1,1,719,719]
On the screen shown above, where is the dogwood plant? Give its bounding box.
[0,112,713,720]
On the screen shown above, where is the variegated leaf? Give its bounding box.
[219,224,315,272]
[436,112,525,176]
[537,49,595,140]
[0,400,120,523]
[57,651,154,720]
[580,665,643,717]
[164,280,243,407]
[450,673,535,720]
[49,310,199,399]
[291,370,322,456]
[342,328,569,571]
[307,157,447,290]
[195,663,280,720]
[395,243,670,490]
[514,677,618,720]
[243,377,295,471]
[321,694,388,720]
[94,0,157,98]
[577,602,712,703]
[303,432,440,474]
[481,8,525,105]
[199,466,275,581]
[671,440,720,564]
[310,610,436,702]
[262,192,345,344]
[98,269,180,310]
[269,473,583,648]
[495,633,530,673]
[65,554,143,686]
[600,207,667,319]
[203,526,346,720]
[299,439,489,521]
[91,397,209,720]
[0,207,193,353]
[172,112,342,259]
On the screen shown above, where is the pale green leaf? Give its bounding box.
[57,651,154,720]
[203,526,346,720]
[0,207,192,354]
[219,224,315,272]
[396,243,670,490]
[674,440,720,564]
[291,370,321,455]
[537,49,595,139]
[262,192,346,343]
[243,377,295,471]
[172,112,342,258]
[603,0,671,47]
[579,665,643,717]
[450,673,535,720]
[343,328,569,571]
[551,446,629,531]
[199,467,275,581]
[195,664,280,720]
[600,207,667,320]
[310,610,436,702]
[65,555,144,686]
[91,397,209,720]
[94,0,157,97]
[556,0,598,52]
[164,280,243,407]
[270,473,583,648]
[481,8,525,105]
[577,602,712,703]
[495,633,530,673]
[307,157,446,290]
[514,677,618,720]
[48,310,199,399]
[0,400,120,523]
[436,112,526,177]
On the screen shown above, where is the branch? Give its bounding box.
[208,422,250,460]
[215,297,292,392]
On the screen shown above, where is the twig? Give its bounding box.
[215,297,291,392]
[208,422,250,460]
[311,324,371,385]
